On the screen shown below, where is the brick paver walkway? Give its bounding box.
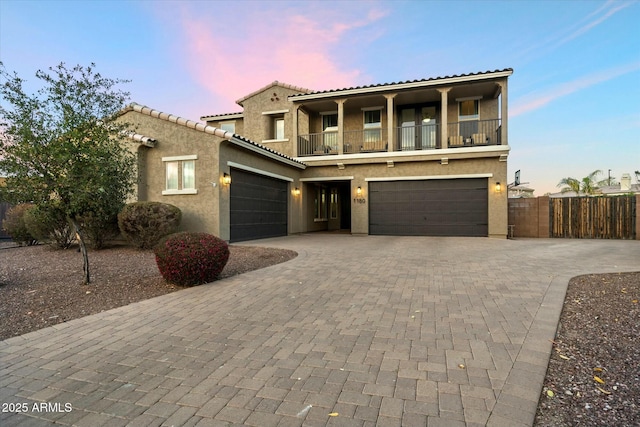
[1,235,638,426]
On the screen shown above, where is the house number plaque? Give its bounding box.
[353,198,366,204]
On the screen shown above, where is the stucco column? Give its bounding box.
[336,99,346,155]
[438,87,451,149]
[499,80,508,145]
[384,93,396,152]
[292,105,299,155]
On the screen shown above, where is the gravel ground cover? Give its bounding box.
[0,243,296,340]
[534,271,639,426]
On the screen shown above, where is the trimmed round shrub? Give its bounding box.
[118,202,182,249]
[153,232,229,286]
[24,202,75,249]
[2,204,37,246]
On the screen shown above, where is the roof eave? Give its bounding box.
[289,69,513,102]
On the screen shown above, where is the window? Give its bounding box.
[458,99,480,138]
[314,186,328,221]
[166,161,179,191]
[321,112,338,150]
[262,109,289,142]
[162,155,197,195]
[182,160,195,189]
[220,122,235,133]
[274,116,285,140]
[363,109,382,143]
[459,99,479,120]
[323,113,338,132]
[330,188,338,219]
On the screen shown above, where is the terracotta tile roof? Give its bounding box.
[200,111,244,121]
[235,81,313,105]
[289,68,514,100]
[124,103,306,168]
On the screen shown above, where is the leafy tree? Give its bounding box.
[0,62,136,284]
[557,170,602,196]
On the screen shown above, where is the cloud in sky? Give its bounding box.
[554,0,634,47]
[167,3,389,113]
[513,1,633,68]
[511,61,640,117]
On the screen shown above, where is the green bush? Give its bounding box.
[24,202,75,249]
[2,203,37,246]
[118,202,182,249]
[153,232,229,286]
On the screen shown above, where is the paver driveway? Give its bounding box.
[1,235,639,427]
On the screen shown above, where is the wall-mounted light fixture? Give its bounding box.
[356,186,362,196]
[293,187,301,196]
[222,173,231,185]
[495,182,501,193]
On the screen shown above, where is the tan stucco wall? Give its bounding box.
[120,110,223,236]
[299,154,508,238]
[238,85,304,157]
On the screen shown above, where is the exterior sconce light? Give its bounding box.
[223,173,231,185]
[293,187,300,196]
[495,182,501,193]
[356,186,362,196]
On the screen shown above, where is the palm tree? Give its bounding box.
[581,170,602,195]
[557,170,601,195]
[557,176,580,194]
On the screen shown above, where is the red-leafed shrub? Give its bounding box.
[153,232,229,286]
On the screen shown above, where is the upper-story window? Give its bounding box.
[363,108,382,144]
[262,109,289,142]
[459,99,479,120]
[322,113,338,132]
[274,116,285,140]
[220,122,235,133]
[162,155,197,195]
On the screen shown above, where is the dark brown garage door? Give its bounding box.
[369,178,488,236]
[230,168,288,242]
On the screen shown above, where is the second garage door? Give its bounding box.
[230,168,288,242]
[369,178,488,236]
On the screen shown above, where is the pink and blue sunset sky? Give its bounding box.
[1,0,638,195]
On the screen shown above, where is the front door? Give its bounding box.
[399,106,438,150]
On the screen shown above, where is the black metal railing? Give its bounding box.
[297,118,502,156]
[395,123,440,151]
[446,118,501,147]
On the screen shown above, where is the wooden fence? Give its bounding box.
[549,196,636,239]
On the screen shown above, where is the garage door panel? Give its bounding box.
[230,168,288,242]
[369,178,488,237]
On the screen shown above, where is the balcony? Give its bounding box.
[297,118,502,157]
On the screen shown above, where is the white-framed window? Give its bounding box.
[162,155,198,195]
[320,112,338,150]
[363,108,382,143]
[274,116,285,140]
[220,121,235,133]
[262,109,289,142]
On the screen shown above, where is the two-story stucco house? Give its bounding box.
[120,68,512,242]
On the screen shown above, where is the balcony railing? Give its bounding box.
[344,129,387,153]
[447,118,502,147]
[395,123,440,151]
[297,118,502,157]
[298,131,339,156]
